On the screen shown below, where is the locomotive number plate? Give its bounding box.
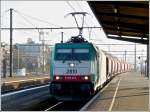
[64,76,80,80]
[66,69,77,74]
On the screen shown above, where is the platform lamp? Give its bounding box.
[138,56,143,76]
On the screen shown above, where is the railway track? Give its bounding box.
[1,84,50,111]
[45,79,112,111]
[2,77,113,111]
[23,98,88,111]
[43,77,113,111]
[44,101,63,111]
[45,101,88,111]
[23,97,58,111]
[2,83,89,111]
[1,83,50,94]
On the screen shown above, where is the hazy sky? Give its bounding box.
[1,1,104,44]
[1,1,147,64]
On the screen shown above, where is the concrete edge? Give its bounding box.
[80,76,119,111]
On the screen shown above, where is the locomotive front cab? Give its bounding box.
[49,43,97,100]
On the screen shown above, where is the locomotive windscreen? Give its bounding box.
[55,48,90,60]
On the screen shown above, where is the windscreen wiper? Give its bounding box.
[62,54,71,63]
[72,56,81,63]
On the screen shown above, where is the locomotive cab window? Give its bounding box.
[74,49,89,53]
[57,49,72,53]
[55,48,90,60]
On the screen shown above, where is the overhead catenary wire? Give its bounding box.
[1,15,38,37]
[77,2,103,42]
[1,26,102,30]
[66,2,90,27]
[13,9,37,28]
[13,9,59,42]
[66,1,76,12]
[76,2,93,39]
[66,1,91,38]
[19,30,39,37]
[13,9,61,27]
[76,2,95,26]
[14,10,41,37]
[68,1,101,41]
[1,8,102,46]
[1,9,49,43]
[1,15,35,28]
[0,9,10,18]
[1,10,11,28]
[13,9,69,43]
[1,26,102,44]
[66,1,87,35]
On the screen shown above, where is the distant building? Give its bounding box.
[14,38,50,73]
[1,39,51,75]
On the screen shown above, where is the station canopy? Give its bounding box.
[88,1,149,44]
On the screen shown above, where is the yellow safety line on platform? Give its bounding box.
[109,79,121,111]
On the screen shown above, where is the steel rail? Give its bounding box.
[44,102,63,111]
[1,84,49,97]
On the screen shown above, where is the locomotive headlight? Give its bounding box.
[70,63,75,67]
[55,76,60,80]
[84,76,89,80]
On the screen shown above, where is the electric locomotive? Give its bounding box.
[49,38,132,100]
[49,12,133,101]
[49,36,100,100]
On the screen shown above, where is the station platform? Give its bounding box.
[1,74,50,92]
[83,72,149,111]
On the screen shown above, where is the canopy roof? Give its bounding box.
[88,1,149,44]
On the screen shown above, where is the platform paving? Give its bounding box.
[1,74,50,92]
[85,72,149,111]
[1,74,49,84]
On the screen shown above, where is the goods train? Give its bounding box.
[49,36,133,101]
